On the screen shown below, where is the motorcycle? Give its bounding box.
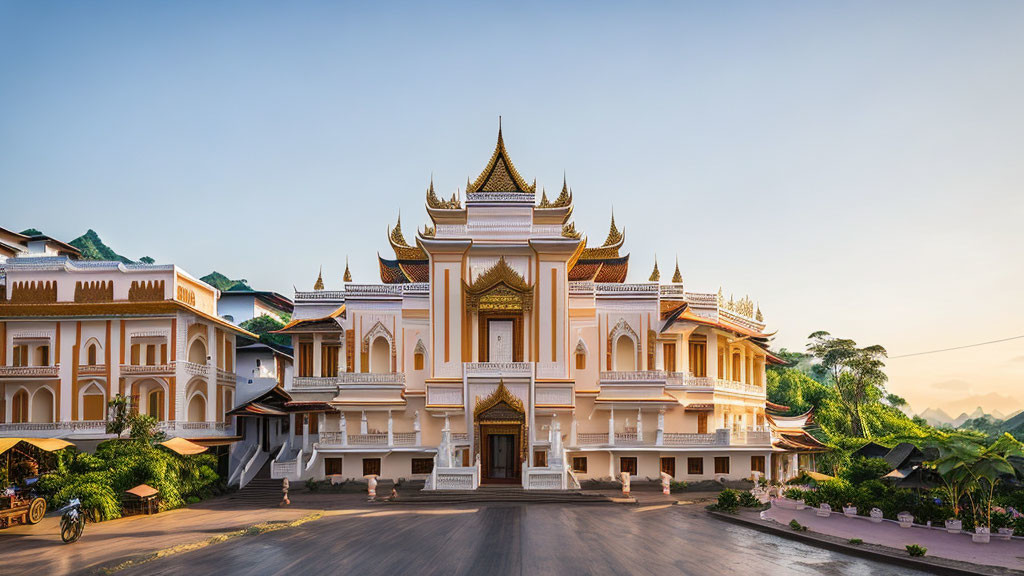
[58,498,84,543]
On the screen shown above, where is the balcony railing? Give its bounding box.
[338,372,406,385]
[0,420,107,432]
[464,362,533,377]
[663,432,720,446]
[576,432,609,445]
[600,370,667,383]
[292,376,338,390]
[78,365,107,376]
[120,364,175,376]
[348,433,388,446]
[426,385,464,407]
[178,361,209,377]
[0,365,60,378]
[158,421,230,432]
[216,367,236,383]
[318,431,420,447]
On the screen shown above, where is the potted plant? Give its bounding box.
[897,511,914,528]
[869,508,884,523]
[944,518,962,534]
[842,503,857,518]
[992,507,1014,540]
[795,499,806,510]
[973,525,991,544]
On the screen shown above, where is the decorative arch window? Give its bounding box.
[188,338,207,365]
[148,388,165,421]
[614,335,636,371]
[413,340,427,371]
[370,336,390,374]
[87,343,98,366]
[12,389,29,423]
[361,321,395,373]
[187,394,206,422]
[82,383,106,421]
[574,340,587,370]
[31,387,54,423]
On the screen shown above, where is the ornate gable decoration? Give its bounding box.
[388,216,427,260]
[464,257,534,312]
[425,178,462,209]
[361,320,395,353]
[466,126,536,194]
[474,380,525,418]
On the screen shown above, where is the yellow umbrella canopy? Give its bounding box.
[0,438,74,454]
[158,437,208,456]
[805,470,835,482]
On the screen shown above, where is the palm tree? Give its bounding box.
[928,434,1023,527]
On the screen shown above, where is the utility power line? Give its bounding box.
[889,334,1024,359]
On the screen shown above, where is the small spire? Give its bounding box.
[603,210,623,246]
[649,256,660,282]
[755,303,763,322]
[671,256,683,284]
[343,257,352,283]
[314,266,325,291]
[539,188,550,207]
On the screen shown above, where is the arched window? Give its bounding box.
[413,339,427,371]
[574,340,587,370]
[32,388,54,423]
[223,389,234,421]
[87,343,98,366]
[731,352,741,382]
[188,338,207,365]
[187,394,206,422]
[370,336,390,374]
[12,389,29,423]
[414,352,424,371]
[148,389,165,421]
[614,335,636,371]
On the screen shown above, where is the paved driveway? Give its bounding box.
[115,503,932,576]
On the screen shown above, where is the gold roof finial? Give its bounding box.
[390,213,409,247]
[538,188,550,208]
[603,210,623,246]
[467,119,535,193]
[756,303,763,322]
[649,256,660,282]
[551,172,572,207]
[343,257,352,283]
[671,256,683,283]
[314,266,325,291]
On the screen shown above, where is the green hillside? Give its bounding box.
[69,229,134,263]
[200,271,252,292]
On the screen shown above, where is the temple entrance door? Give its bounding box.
[488,434,516,479]
[488,320,513,362]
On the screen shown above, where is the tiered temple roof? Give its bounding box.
[567,214,629,283]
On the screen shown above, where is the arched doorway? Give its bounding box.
[474,381,527,483]
[188,338,207,365]
[187,394,206,422]
[614,335,636,371]
[11,389,29,423]
[369,336,390,373]
[32,388,54,423]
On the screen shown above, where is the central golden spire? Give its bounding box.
[466,120,536,193]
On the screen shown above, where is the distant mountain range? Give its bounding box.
[22,228,152,264]
[918,404,1024,429]
[960,410,1024,439]
[199,271,252,292]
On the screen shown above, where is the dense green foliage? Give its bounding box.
[201,271,253,292]
[906,544,927,557]
[961,411,1024,442]
[240,314,291,347]
[38,412,220,521]
[19,228,42,236]
[139,256,155,264]
[69,229,135,263]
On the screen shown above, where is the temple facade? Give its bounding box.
[262,125,821,488]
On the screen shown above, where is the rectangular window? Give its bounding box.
[146,345,156,366]
[575,352,586,370]
[660,457,676,478]
[714,457,730,475]
[687,457,704,475]
[697,412,708,434]
[572,457,588,473]
[751,455,765,474]
[533,450,547,468]
[12,345,27,367]
[325,457,344,476]
[297,342,314,377]
[411,458,434,474]
[363,458,381,477]
[620,457,638,476]
[322,344,341,377]
[293,413,320,435]
[663,343,675,373]
[414,353,424,371]
[688,340,706,377]
[38,345,49,366]
[83,394,105,421]
[130,344,140,366]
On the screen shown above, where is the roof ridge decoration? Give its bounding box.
[553,174,572,207]
[343,257,352,283]
[464,256,534,312]
[671,257,683,284]
[466,123,536,194]
[425,177,462,209]
[538,188,550,207]
[388,214,428,260]
[561,222,581,239]
[604,211,624,247]
[649,258,660,282]
[314,266,325,291]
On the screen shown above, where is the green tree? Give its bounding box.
[139,256,155,264]
[106,394,131,438]
[241,314,290,347]
[807,331,888,438]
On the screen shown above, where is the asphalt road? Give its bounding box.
[117,503,934,576]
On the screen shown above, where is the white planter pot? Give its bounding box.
[945,519,962,534]
[843,506,857,518]
[869,508,884,523]
[997,528,1014,541]
[816,504,831,517]
[897,513,914,528]
[795,500,806,510]
[972,527,990,544]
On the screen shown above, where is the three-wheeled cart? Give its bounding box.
[0,438,73,528]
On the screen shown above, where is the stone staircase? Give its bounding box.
[385,484,624,505]
[223,462,301,507]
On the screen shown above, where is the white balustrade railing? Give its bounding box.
[178,361,209,378]
[451,433,469,443]
[0,365,60,377]
[715,379,765,396]
[464,362,533,377]
[600,370,667,382]
[393,432,418,446]
[338,372,406,385]
[216,367,236,382]
[294,290,346,301]
[0,420,107,432]
[427,385,463,407]
[77,365,107,376]
[292,376,338,389]
[349,433,388,446]
[159,421,229,432]
[663,432,721,446]
[576,432,609,445]
[120,363,175,375]
[614,432,643,445]
[318,431,343,445]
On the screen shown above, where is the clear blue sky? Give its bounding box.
[2,1,1023,414]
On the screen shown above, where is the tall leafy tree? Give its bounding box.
[806,331,888,438]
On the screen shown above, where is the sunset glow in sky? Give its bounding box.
[2,1,1022,415]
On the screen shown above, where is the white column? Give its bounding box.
[206,324,217,422]
[706,332,718,380]
[414,410,422,446]
[636,408,643,443]
[302,414,310,453]
[570,410,578,447]
[288,413,296,446]
[387,410,394,447]
[317,412,325,437]
[360,410,368,434]
[656,409,664,446]
[340,412,348,446]
[608,407,615,445]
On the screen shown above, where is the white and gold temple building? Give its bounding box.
[266,125,822,489]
